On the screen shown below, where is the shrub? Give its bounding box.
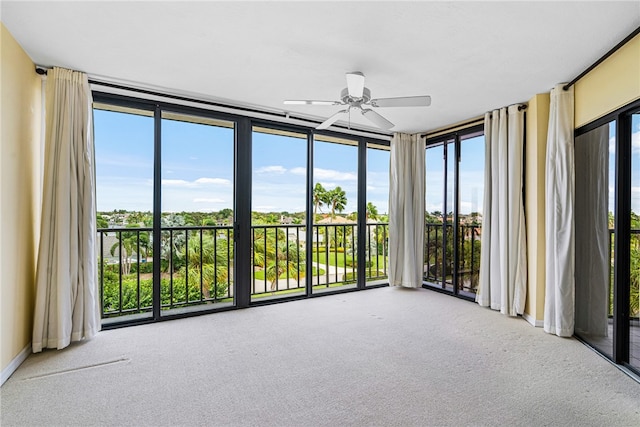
[101,272,230,315]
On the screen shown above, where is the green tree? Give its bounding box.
[313,183,327,219]
[327,186,347,219]
[110,224,149,275]
[366,202,378,220]
[97,214,109,229]
[160,214,186,273]
[265,241,303,291]
[181,233,232,300]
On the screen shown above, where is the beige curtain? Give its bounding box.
[476,106,527,316]
[544,84,575,337]
[32,67,100,352]
[389,133,425,288]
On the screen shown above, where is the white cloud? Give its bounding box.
[193,198,225,203]
[314,167,357,181]
[162,177,231,187]
[291,167,357,181]
[255,165,287,174]
[319,182,337,190]
[610,136,615,154]
[609,131,640,154]
[194,177,231,185]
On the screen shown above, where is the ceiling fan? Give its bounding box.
[284,71,431,130]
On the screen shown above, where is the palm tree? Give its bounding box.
[265,241,303,291]
[160,214,186,273]
[366,202,378,220]
[327,186,347,219]
[182,233,231,300]
[313,183,327,219]
[109,224,149,275]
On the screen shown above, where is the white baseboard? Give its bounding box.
[522,312,543,327]
[1,343,31,386]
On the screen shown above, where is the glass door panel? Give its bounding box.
[366,142,390,286]
[630,112,640,371]
[161,112,235,314]
[251,127,308,301]
[312,135,359,294]
[575,121,615,359]
[94,103,155,324]
[424,144,446,288]
[457,133,485,297]
[445,140,456,291]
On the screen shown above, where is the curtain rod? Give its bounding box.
[420,104,526,138]
[34,66,392,139]
[563,25,640,91]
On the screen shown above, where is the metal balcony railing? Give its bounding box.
[98,222,389,318]
[424,222,482,294]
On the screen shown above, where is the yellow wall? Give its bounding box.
[575,33,640,127]
[522,33,639,326]
[0,23,42,374]
[524,93,550,325]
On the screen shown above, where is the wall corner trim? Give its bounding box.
[1,344,31,386]
[522,313,544,328]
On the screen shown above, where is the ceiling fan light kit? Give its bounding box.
[284,71,431,131]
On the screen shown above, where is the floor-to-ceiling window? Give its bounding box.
[366,141,390,286]
[160,111,235,314]
[94,102,155,322]
[312,134,359,294]
[93,92,389,326]
[424,126,484,299]
[251,126,308,302]
[575,100,640,375]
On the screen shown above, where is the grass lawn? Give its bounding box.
[253,265,324,280]
[312,251,388,269]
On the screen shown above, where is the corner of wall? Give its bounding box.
[524,92,550,326]
[0,22,41,381]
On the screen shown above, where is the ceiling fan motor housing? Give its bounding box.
[341,87,371,108]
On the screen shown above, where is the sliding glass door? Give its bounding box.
[160,111,235,314]
[575,102,640,374]
[94,102,155,322]
[250,127,308,302]
[424,126,484,298]
[629,112,639,371]
[575,120,615,358]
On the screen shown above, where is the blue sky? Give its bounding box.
[425,136,485,215]
[94,109,390,215]
[94,109,639,217]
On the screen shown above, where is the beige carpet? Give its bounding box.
[2,287,639,426]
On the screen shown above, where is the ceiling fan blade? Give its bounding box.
[346,72,365,98]
[370,96,432,108]
[361,109,394,130]
[316,109,348,130]
[284,100,342,106]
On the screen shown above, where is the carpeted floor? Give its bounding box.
[2,286,639,426]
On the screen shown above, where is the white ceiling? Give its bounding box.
[2,1,639,134]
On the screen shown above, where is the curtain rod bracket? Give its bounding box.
[36,67,48,75]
